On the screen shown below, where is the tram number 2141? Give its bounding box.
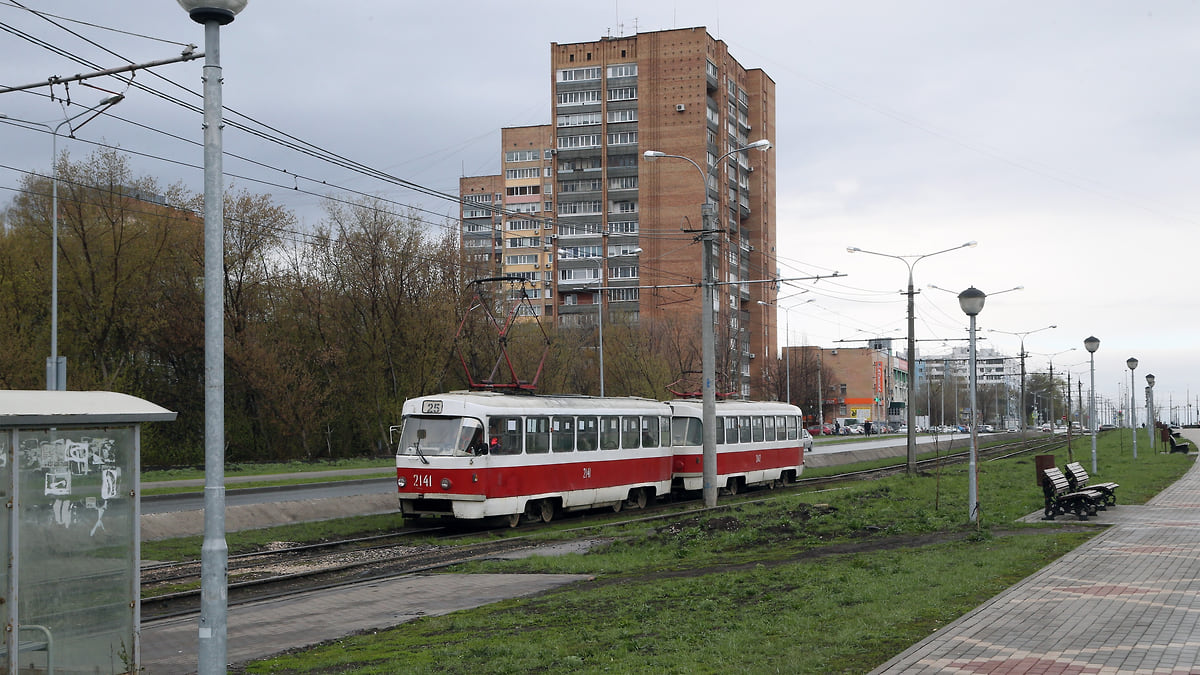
[410,474,433,489]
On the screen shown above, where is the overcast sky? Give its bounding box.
[2,1,1197,422]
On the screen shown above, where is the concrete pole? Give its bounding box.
[1089,349,1097,473]
[968,312,979,523]
[701,202,718,506]
[199,18,229,674]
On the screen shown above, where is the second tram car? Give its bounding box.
[670,399,806,493]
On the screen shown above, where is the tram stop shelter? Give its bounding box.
[0,391,175,674]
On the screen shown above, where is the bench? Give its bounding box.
[1169,433,1193,454]
[1041,467,1103,520]
[1063,462,1118,508]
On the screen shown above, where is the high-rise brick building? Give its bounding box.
[461,27,776,397]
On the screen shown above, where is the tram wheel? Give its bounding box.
[726,478,740,496]
[507,512,522,528]
[538,499,556,523]
[625,488,649,510]
[612,499,623,513]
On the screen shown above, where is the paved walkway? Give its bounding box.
[872,429,1200,674]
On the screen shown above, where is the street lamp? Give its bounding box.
[3,95,124,389]
[958,286,986,524]
[1084,336,1100,473]
[1127,357,1138,459]
[178,1,247,672]
[645,138,771,507]
[559,247,640,396]
[846,241,976,474]
[1146,373,1156,451]
[989,324,1056,440]
[758,298,815,406]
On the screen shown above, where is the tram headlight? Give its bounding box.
[397,476,407,488]
[441,478,452,490]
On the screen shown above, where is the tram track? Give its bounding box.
[142,434,1066,621]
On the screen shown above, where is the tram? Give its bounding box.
[394,391,674,526]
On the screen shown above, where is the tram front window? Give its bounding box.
[397,417,483,457]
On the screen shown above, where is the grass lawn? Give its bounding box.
[193,430,1190,674]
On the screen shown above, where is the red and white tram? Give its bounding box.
[669,399,806,494]
[394,392,674,526]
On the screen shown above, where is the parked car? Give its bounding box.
[800,428,814,453]
[977,424,995,433]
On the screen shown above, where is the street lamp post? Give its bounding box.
[846,241,976,473]
[1084,336,1100,473]
[958,286,986,524]
[178,1,247,673]
[559,247,640,396]
[989,325,1056,440]
[758,298,816,406]
[1127,357,1138,459]
[645,139,771,507]
[2,95,124,389]
[1146,374,1156,451]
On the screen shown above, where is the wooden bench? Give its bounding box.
[1063,462,1118,507]
[1041,467,1103,520]
[1169,433,1193,454]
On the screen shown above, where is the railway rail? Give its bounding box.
[142,434,1066,621]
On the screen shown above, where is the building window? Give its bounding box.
[557,66,602,82]
[557,90,601,106]
[607,63,637,78]
[609,200,638,214]
[505,168,540,180]
[558,200,603,216]
[606,131,638,146]
[609,176,638,190]
[558,157,602,173]
[608,86,637,102]
[505,185,540,197]
[463,194,492,204]
[560,178,603,193]
[505,255,538,265]
[559,267,600,282]
[608,265,638,279]
[506,237,541,249]
[558,134,602,149]
[504,150,540,163]
[607,220,638,234]
[506,219,539,231]
[557,111,603,127]
[608,288,640,302]
[462,208,490,219]
[608,243,641,256]
[607,108,638,123]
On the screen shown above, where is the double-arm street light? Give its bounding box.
[645,138,771,507]
[1084,336,1100,473]
[846,241,976,474]
[178,1,248,673]
[757,298,815,406]
[558,247,641,396]
[989,324,1056,439]
[2,94,124,389]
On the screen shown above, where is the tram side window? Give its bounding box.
[621,416,641,449]
[775,416,787,440]
[526,416,550,453]
[672,417,699,446]
[600,416,621,450]
[752,416,765,442]
[739,416,752,443]
[660,416,672,446]
[787,416,798,440]
[577,416,599,451]
[552,416,576,452]
[722,416,738,445]
[488,416,522,455]
[640,416,659,448]
[764,415,776,442]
